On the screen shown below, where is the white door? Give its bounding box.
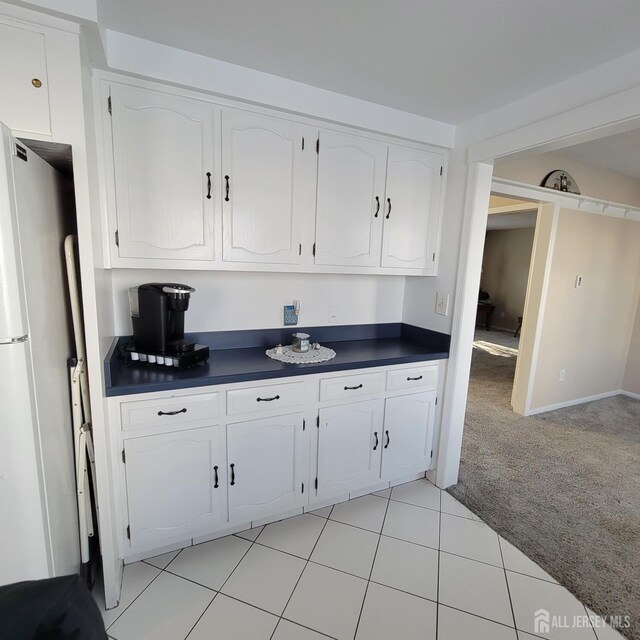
[227,413,306,523]
[314,131,387,266]
[124,426,226,549]
[381,146,444,270]
[110,84,216,260]
[0,21,51,136]
[222,109,312,264]
[381,392,436,480]
[316,399,383,499]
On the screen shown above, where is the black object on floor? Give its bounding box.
[0,574,107,640]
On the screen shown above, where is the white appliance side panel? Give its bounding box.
[0,123,28,339]
[0,340,50,585]
[12,144,79,576]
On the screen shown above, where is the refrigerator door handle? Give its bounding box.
[0,334,28,344]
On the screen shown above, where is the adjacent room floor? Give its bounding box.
[95,478,623,640]
[449,329,639,640]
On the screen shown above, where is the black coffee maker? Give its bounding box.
[124,283,209,369]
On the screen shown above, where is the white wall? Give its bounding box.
[530,210,640,410]
[622,289,640,396]
[110,270,406,336]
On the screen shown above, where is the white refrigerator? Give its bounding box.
[0,121,80,584]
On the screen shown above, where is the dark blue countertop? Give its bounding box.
[104,323,450,397]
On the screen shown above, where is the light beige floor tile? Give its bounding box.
[95,562,160,630]
[371,534,438,600]
[440,491,481,520]
[272,619,330,640]
[234,525,264,541]
[310,520,379,578]
[142,550,180,570]
[372,488,391,498]
[188,593,278,640]
[438,552,513,626]
[438,604,517,640]
[330,494,388,533]
[586,609,628,640]
[390,479,441,511]
[308,505,332,518]
[355,582,437,640]
[108,571,213,640]
[256,514,325,559]
[284,563,367,640]
[168,534,251,590]
[221,544,306,615]
[508,572,598,640]
[440,512,502,566]
[382,499,439,548]
[499,537,557,583]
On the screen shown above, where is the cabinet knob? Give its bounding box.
[31,78,42,88]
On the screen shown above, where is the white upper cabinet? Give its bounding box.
[0,20,51,137]
[110,85,216,261]
[124,426,226,549]
[221,109,314,264]
[381,145,444,271]
[226,413,306,523]
[314,131,387,267]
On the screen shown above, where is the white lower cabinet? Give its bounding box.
[227,413,306,523]
[316,399,384,499]
[124,426,226,549]
[381,391,436,480]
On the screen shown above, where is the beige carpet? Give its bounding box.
[448,331,640,639]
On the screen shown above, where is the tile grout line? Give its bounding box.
[269,505,335,640]
[435,485,442,640]
[498,534,520,635]
[352,492,392,640]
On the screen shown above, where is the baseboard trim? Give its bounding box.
[528,390,625,415]
[620,389,640,400]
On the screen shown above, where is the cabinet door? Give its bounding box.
[381,392,435,480]
[314,131,387,267]
[0,21,51,136]
[110,84,216,260]
[222,109,311,264]
[227,413,305,523]
[381,146,444,270]
[316,399,383,499]
[124,426,226,549]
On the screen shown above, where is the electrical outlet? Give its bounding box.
[283,305,298,326]
[435,292,449,316]
[559,368,566,382]
[328,305,339,323]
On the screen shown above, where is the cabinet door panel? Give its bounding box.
[227,413,305,523]
[315,131,387,266]
[222,110,308,264]
[124,426,225,549]
[316,400,383,498]
[381,146,443,270]
[382,392,435,480]
[110,85,215,260]
[0,22,51,136]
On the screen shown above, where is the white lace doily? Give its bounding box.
[266,344,336,364]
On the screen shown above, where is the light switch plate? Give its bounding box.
[435,292,450,316]
[283,305,298,326]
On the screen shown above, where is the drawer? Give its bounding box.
[319,372,385,402]
[386,364,438,392]
[120,392,220,432]
[227,381,305,416]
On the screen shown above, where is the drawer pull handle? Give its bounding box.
[384,430,390,449]
[206,172,212,199]
[213,465,219,488]
[407,375,423,381]
[230,463,236,485]
[225,175,230,201]
[344,384,363,391]
[386,197,392,219]
[374,196,380,218]
[157,408,187,416]
[373,431,379,451]
[257,395,280,402]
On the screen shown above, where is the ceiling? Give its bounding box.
[557,128,640,179]
[100,0,640,124]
